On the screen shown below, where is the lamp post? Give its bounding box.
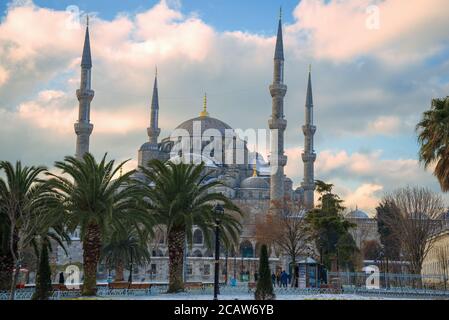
[213,203,224,300]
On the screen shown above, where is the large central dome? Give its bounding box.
[175,115,233,137]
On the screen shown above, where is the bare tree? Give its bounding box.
[7,203,42,299]
[256,200,315,287]
[436,246,449,290]
[382,186,444,276]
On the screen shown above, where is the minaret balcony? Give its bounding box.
[269,83,287,97]
[301,181,316,191]
[74,122,93,135]
[147,127,161,138]
[76,89,95,101]
[268,118,287,130]
[301,153,316,162]
[302,125,316,135]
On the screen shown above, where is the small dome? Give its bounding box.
[139,142,159,151]
[346,209,369,219]
[240,176,269,189]
[220,175,238,188]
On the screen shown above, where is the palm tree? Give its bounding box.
[0,161,48,299]
[46,153,149,296]
[139,159,243,293]
[417,96,449,191]
[102,224,152,283]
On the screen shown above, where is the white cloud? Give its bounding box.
[292,0,449,64]
[0,0,448,213]
[337,183,384,215]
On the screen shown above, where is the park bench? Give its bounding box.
[109,282,130,289]
[129,283,151,290]
[185,282,204,290]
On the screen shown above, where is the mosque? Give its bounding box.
[57,13,378,284]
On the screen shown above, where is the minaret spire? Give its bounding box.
[269,12,288,212]
[274,8,284,61]
[75,16,94,159]
[301,66,317,209]
[148,67,161,145]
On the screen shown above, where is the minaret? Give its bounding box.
[147,67,161,145]
[138,68,163,168]
[269,9,288,211]
[301,65,317,209]
[75,17,94,159]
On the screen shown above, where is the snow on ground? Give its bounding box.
[105,294,414,300]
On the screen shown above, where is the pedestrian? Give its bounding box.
[281,270,288,288]
[276,271,281,287]
[271,272,276,287]
[58,272,65,285]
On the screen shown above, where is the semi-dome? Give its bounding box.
[174,116,233,137]
[240,176,269,189]
[346,208,369,219]
[169,153,219,167]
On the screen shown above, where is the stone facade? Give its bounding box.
[344,209,380,249]
[422,220,449,285]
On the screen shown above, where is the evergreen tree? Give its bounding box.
[32,241,52,300]
[376,200,401,262]
[255,244,275,300]
[307,180,358,271]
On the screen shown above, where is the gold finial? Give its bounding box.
[86,14,89,27]
[155,65,158,77]
[200,93,209,117]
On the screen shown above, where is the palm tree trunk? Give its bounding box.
[115,260,124,282]
[167,227,185,293]
[9,259,21,300]
[82,223,101,296]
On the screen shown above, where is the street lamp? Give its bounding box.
[213,203,224,300]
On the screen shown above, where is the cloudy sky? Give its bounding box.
[1,0,448,215]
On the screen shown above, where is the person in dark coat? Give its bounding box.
[271,272,276,287]
[281,270,288,288]
[58,272,65,285]
[276,271,281,287]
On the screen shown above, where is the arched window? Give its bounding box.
[193,229,203,245]
[240,240,254,258]
[192,250,203,257]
